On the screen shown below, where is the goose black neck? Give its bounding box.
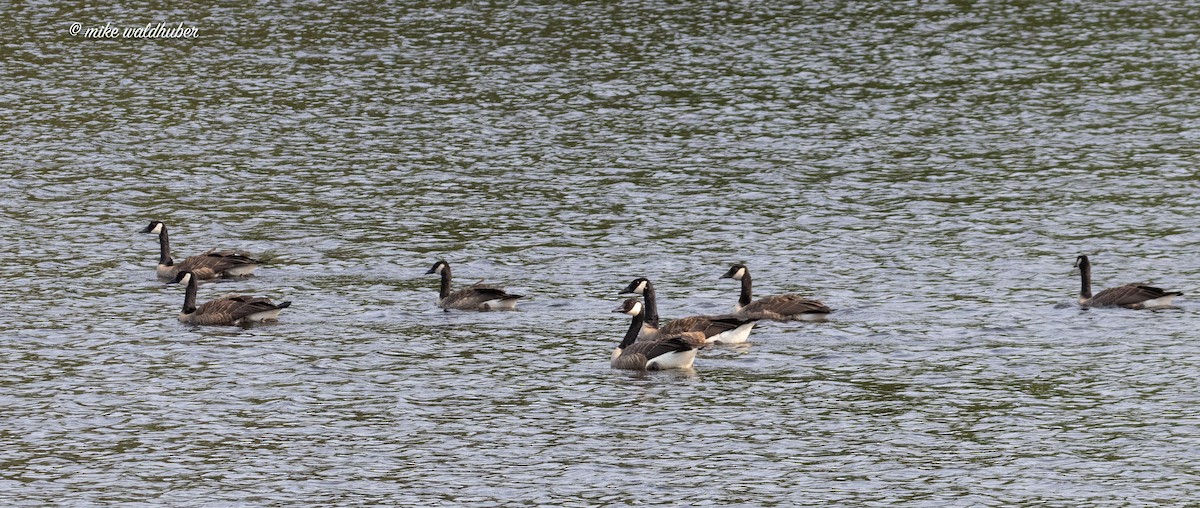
[642,282,660,327]
[439,266,452,300]
[158,227,174,266]
[1078,259,1092,299]
[182,276,198,314]
[619,310,644,350]
[739,271,754,308]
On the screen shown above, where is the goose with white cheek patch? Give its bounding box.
[720,263,831,321]
[172,271,291,326]
[141,221,261,280]
[619,276,758,344]
[611,298,706,371]
[1074,255,1182,309]
[425,260,523,311]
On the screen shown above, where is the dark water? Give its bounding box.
[3,1,1200,505]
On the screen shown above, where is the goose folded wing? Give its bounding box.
[695,315,757,337]
[444,286,521,308]
[200,249,260,262]
[1091,284,1179,307]
[624,333,703,359]
[742,294,830,320]
[611,351,649,370]
[177,250,260,273]
[196,295,281,319]
[466,286,518,299]
[657,316,711,336]
[659,315,753,336]
[667,331,708,350]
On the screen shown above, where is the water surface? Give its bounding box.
[2,1,1200,505]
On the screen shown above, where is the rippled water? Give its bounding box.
[3,1,1200,505]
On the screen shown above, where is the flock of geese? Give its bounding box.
[144,221,1185,371]
[143,221,289,326]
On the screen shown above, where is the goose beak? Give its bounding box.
[612,305,626,313]
[425,268,437,274]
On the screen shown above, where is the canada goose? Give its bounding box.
[619,276,758,344]
[172,271,291,326]
[720,263,832,321]
[1074,255,1182,309]
[141,221,261,280]
[611,298,706,371]
[425,260,523,311]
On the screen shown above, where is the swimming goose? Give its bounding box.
[611,298,706,371]
[141,221,261,280]
[425,260,523,311]
[720,263,832,321]
[619,277,757,344]
[172,271,291,326]
[1074,255,1182,309]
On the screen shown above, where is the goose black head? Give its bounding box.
[612,298,644,316]
[1074,255,1090,269]
[141,221,165,234]
[426,260,449,275]
[720,263,748,280]
[619,277,650,295]
[172,271,195,285]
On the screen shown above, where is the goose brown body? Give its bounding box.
[174,271,291,325]
[720,264,831,321]
[142,221,260,280]
[611,299,706,371]
[1074,255,1182,309]
[426,260,523,311]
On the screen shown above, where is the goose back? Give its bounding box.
[654,314,758,345]
[740,294,832,322]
